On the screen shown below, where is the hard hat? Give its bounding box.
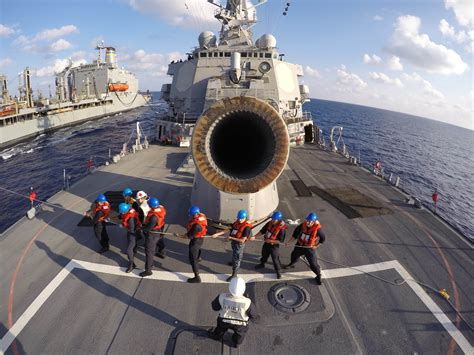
[119,203,131,214]
[229,277,246,296]
[189,205,200,216]
[306,212,318,221]
[136,190,147,199]
[148,197,160,208]
[122,188,133,197]
[97,194,107,203]
[237,209,247,220]
[271,211,283,221]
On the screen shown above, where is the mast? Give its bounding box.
[208,0,267,47]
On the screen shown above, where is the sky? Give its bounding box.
[0,0,473,129]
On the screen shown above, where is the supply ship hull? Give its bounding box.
[0,94,149,149]
[0,45,150,150]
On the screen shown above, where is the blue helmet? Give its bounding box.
[189,205,200,216]
[148,197,160,208]
[119,203,131,214]
[306,212,318,222]
[271,211,283,221]
[122,188,133,197]
[97,194,107,203]
[237,210,247,219]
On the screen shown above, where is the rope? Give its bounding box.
[2,183,472,331]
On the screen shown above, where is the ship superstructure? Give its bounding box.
[157,0,313,224]
[0,45,149,149]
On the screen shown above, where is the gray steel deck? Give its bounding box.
[0,144,472,354]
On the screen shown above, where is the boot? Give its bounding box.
[315,275,322,285]
[276,271,282,279]
[98,246,109,254]
[187,274,201,283]
[139,270,152,277]
[226,272,237,282]
[126,262,136,273]
[254,263,265,269]
[156,251,166,259]
[283,263,295,269]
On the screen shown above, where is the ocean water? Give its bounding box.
[307,99,473,240]
[0,93,162,235]
[0,95,472,241]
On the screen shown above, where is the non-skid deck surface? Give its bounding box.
[0,144,472,354]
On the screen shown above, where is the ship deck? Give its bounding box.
[0,144,472,354]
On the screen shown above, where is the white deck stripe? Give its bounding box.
[0,260,77,355]
[1,259,472,354]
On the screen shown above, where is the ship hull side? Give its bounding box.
[0,94,149,149]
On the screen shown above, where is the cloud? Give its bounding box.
[363,54,381,65]
[304,65,321,78]
[369,72,403,87]
[33,25,78,42]
[0,58,13,68]
[401,72,445,100]
[49,39,72,52]
[128,0,217,29]
[439,19,467,43]
[336,65,367,91]
[13,25,78,53]
[0,24,16,37]
[126,49,183,76]
[35,56,87,77]
[387,15,468,75]
[387,56,403,71]
[444,0,473,27]
[373,15,383,21]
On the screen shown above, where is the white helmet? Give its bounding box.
[136,190,147,199]
[229,277,246,296]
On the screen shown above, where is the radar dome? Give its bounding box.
[198,31,217,48]
[257,34,277,49]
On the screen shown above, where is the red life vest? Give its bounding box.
[297,221,321,247]
[264,221,287,242]
[122,208,141,229]
[145,206,166,230]
[187,213,208,238]
[95,202,110,222]
[29,191,37,203]
[230,220,253,240]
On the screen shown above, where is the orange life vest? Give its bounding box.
[187,213,208,238]
[145,206,167,230]
[264,221,287,242]
[230,220,253,240]
[122,208,141,229]
[95,202,110,222]
[297,221,321,247]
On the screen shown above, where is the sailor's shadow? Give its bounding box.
[35,240,199,332]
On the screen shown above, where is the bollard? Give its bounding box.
[395,176,400,187]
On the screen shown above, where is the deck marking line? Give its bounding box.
[1,259,472,354]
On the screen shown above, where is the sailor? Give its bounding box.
[284,212,325,285]
[118,203,141,273]
[253,211,287,279]
[28,187,36,208]
[135,190,150,223]
[177,205,207,283]
[213,210,253,282]
[207,277,257,348]
[88,194,110,253]
[139,197,167,277]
